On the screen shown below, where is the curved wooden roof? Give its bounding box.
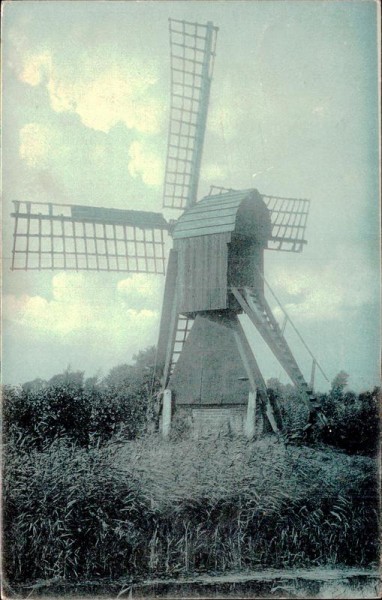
[172,188,271,242]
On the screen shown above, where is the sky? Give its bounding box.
[2,0,380,391]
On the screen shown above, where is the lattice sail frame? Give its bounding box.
[11,201,169,273]
[163,19,219,210]
[208,186,310,253]
[263,195,310,253]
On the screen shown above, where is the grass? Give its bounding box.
[3,438,151,584]
[114,434,378,572]
[3,432,379,592]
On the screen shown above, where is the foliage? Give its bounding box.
[2,364,379,589]
[3,435,378,587]
[3,347,160,450]
[267,376,380,456]
[3,380,94,449]
[330,370,349,397]
[3,438,151,584]
[101,347,161,437]
[315,387,380,456]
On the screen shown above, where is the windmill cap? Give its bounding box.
[172,188,272,243]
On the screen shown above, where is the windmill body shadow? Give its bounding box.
[10,19,326,437]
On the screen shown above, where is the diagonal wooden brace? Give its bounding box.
[220,313,280,435]
[232,287,313,412]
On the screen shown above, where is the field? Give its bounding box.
[2,366,380,598]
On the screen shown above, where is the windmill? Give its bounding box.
[10,19,327,437]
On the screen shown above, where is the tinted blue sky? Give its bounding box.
[2,0,380,390]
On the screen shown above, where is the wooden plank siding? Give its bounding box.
[228,238,265,299]
[168,314,249,406]
[172,188,271,241]
[174,233,231,313]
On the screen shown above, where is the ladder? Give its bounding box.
[169,315,194,376]
[231,287,315,410]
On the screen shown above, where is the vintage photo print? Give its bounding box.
[2,0,380,598]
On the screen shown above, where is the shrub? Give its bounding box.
[3,382,93,450]
[313,387,380,456]
[2,347,161,450]
[268,379,380,456]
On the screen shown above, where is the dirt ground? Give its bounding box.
[6,567,380,599]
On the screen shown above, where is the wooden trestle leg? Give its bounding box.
[231,287,315,412]
[223,314,280,436]
[156,250,179,437]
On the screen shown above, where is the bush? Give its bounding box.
[2,348,161,450]
[267,379,380,456]
[316,387,380,456]
[3,382,95,450]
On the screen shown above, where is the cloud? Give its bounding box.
[53,67,162,134]
[3,273,164,352]
[117,274,163,310]
[20,51,52,86]
[17,47,164,135]
[127,140,163,187]
[19,122,56,167]
[269,247,377,323]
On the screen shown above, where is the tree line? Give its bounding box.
[3,351,379,456]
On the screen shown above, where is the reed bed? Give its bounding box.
[3,433,378,589]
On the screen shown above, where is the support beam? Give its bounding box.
[156,250,178,372]
[310,359,317,391]
[224,314,279,434]
[224,315,267,395]
[162,389,172,438]
[265,402,280,434]
[232,287,312,411]
[244,391,256,439]
[281,314,288,335]
[161,298,179,389]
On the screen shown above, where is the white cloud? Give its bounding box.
[269,247,377,323]
[117,274,163,311]
[20,51,52,86]
[3,273,163,352]
[19,122,55,167]
[128,140,163,186]
[18,49,163,135]
[65,68,162,134]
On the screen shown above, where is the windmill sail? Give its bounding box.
[11,200,169,273]
[263,195,310,253]
[163,19,218,210]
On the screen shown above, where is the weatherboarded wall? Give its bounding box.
[174,233,230,313]
[228,238,264,295]
[169,314,250,406]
